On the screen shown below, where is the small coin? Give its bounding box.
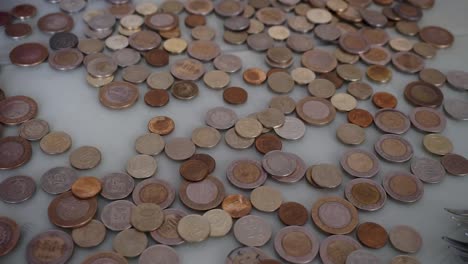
[172,81,199,100]
[49,32,78,50]
[287,34,315,53]
[222,194,251,219]
[243,67,267,85]
[135,133,165,156]
[71,176,102,199]
[192,25,216,40]
[185,14,206,28]
[101,200,135,231]
[87,57,117,78]
[278,202,308,226]
[336,123,366,145]
[372,92,397,109]
[356,222,388,249]
[389,37,413,52]
[19,119,49,141]
[347,109,373,128]
[205,106,237,130]
[307,79,336,99]
[331,93,357,112]
[301,49,337,73]
[345,178,387,211]
[347,82,373,100]
[148,116,175,135]
[177,214,211,243]
[48,191,97,228]
[147,72,174,90]
[11,4,37,19]
[0,216,20,257]
[144,48,169,67]
[26,230,74,264]
[256,7,286,25]
[374,134,414,163]
[423,133,453,155]
[113,229,148,257]
[40,167,77,195]
[203,70,230,89]
[340,149,380,178]
[136,2,158,15]
[274,226,320,264]
[269,95,296,114]
[69,146,101,170]
[72,219,106,248]
[191,126,221,148]
[0,175,35,203]
[113,48,141,67]
[396,21,419,36]
[404,81,443,107]
[441,154,468,176]
[180,159,209,182]
[319,70,344,89]
[360,28,389,47]
[446,70,468,91]
[410,107,446,133]
[226,159,267,189]
[271,153,306,184]
[250,186,282,212]
[40,131,72,155]
[234,215,272,246]
[126,154,157,179]
[140,245,180,264]
[165,137,196,160]
[150,208,187,245]
[190,154,216,173]
[223,87,248,105]
[382,171,424,203]
[100,172,134,200]
[335,49,359,64]
[311,196,359,235]
[389,225,422,253]
[374,109,411,134]
[225,128,255,149]
[131,203,164,232]
[410,157,446,183]
[310,164,343,189]
[392,52,425,73]
[203,209,233,237]
[413,42,437,59]
[144,89,170,107]
[296,96,336,125]
[179,175,225,211]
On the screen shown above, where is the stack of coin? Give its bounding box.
[84,13,116,40]
[85,56,118,87]
[145,12,180,39]
[265,47,294,68]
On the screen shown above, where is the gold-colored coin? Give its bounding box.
[331,93,357,112]
[389,37,413,52]
[177,215,211,243]
[136,2,158,16]
[306,8,332,24]
[40,131,72,155]
[250,186,282,212]
[163,38,188,54]
[267,26,290,41]
[367,65,392,83]
[234,118,263,138]
[291,67,316,85]
[203,209,233,237]
[86,74,114,88]
[423,134,453,156]
[336,64,362,81]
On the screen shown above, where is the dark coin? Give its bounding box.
[223,87,248,105]
[393,3,422,21]
[255,134,282,154]
[40,167,78,195]
[0,175,35,203]
[339,32,370,54]
[144,49,169,67]
[226,247,270,264]
[180,159,209,182]
[0,216,20,257]
[172,81,199,100]
[49,32,79,50]
[48,191,98,228]
[185,14,206,28]
[100,172,135,200]
[247,33,274,52]
[190,153,216,173]
[277,201,308,226]
[27,230,74,264]
[5,23,32,39]
[441,154,468,176]
[37,12,74,34]
[144,89,170,107]
[404,81,443,107]
[356,222,388,249]
[11,4,37,20]
[392,52,425,73]
[0,12,13,27]
[286,34,315,53]
[0,95,38,125]
[179,175,225,211]
[150,208,187,246]
[9,42,49,67]
[0,136,32,170]
[419,26,454,49]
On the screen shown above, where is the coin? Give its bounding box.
[203,209,233,237]
[419,26,454,48]
[185,14,206,28]
[274,116,305,140]
[372,92,397,109]
[49,32,78,50]
[410,157,446,183]
[38,12,74,34]
[267,72,295,94]
[192,25,216,40]
[48,48,84,71]
[296,96,336,125]
[225,128,255,149]
[314,23,341,42]
[100,172,134,200]
[404,81,443,107]
[356,222,388,249]
[81,251,128,264]
[392,52,425,73]
[308,164,342,189]
[301,49,337,73]
[9,42,48,67]
[87,57,118,78]
[60,0,87,13]
[71,176,101,199]
[180,159,209,182]
[0,216,20,257]
[147,72,174,90]
[418,68,445,87]
[367,65,392,83]
[160,0,184,14]
[287,34,315,53]
[374,109,411,134]
[0,175,35,203]
[113,48,141,67]
[374,134,413,163]
[177,214,211,243]
[189,154,215,174]
[336,123,366,145]
[383,171,424,203]
[271,153,306,184]
[205,107,237,130]
[130,203,164,232]
[126,154,157,179]
[444,98,468,120]
[347,82,373,100]
[99,81,139,109]
[226,247,270,264]
[5,23,32,39]
[164,137,196,160]
[360,28,389,47]
[360,47,392,66]
[250,186,282,212]
[171,58,205,81]
[179,175,225,210]
[72,219,106,248]
[269,95,296,114]
[331,93,357,112]
[26,230,74,264]
[144,89,170,108]
[262,150,296,177]
[145,48,169,68]
[446,70,468,91]
[274,226,320,264]
[391,255,421,264]
[235,118,262,138]
[0,137,31,170]
[40,167,77,195]
[140,245,180,264]
[101,200,135,231]
[18,119,49,141]
[389,225,422,253]
[312,196,358,235]
[345,178,387,211]
[320,235,362,264]
[336,64,362,82]
[11,4,36,19]
[213,54,242,73]
[40,131,72,155]
[128,30,161,51]
[412,42,437,59]
[278,202,308,226]
[256,6,286,25]
[339,32,370,54]
[135,133,165,156]
[345,250,381,264]
[226,159,267,189]
[150,208,187,245]
[202,70,230,90]
[69,146,101,170]
[335,49,359,65]
[441,154,468,176]
[113,229,148,257]
[340,149,380,178]
[347,109,373,128]
[223,87,248,105]
[222,194,252,219]
[234,215,272,246]
[423,133,453,155]
[187,40,220,61]
[409,107,446,133]
[48,191,97,228]
[191,126,221,148]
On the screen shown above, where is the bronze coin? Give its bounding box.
[144,49,169,67]
[190,153,216,173]
[356,222,388,249]
[180,159,209,182]
[243,68,267,85]
[318,70,344,89]
[360,28,389,47]
[148,116,175,135]
[37,12,74,34]
[393,3,422,21]
[99,81,139,109]
[277,201,308,226]
[367,65,392,83]
[0,11,12,27]
[179,175,225,211]
[222,194,252,218]
[9,42,49,67]
[71,176,102,199]
[419,26,454,49]
[11,4,37,19]
[109,3,135,19]
[404,81,443,107]
[223,87,248,105]
[0,136,32,170]
[0,95,38,125]
[255,134,283,154]
[372,92,397,109]
[5,23,32,39]
[48,191,98,228]
[348,109,373,128]
[0,216,20,257]
[172,81,199,100]
[185,14,206,28]
[144,89,170,107]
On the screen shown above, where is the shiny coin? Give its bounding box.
[164,137,196,160]
[101,200,135,231]
[38,12,74,34]
[410,107,446,133]
[100,172,134,200]
[374,109,411,134]
[26,230,74,264]
[234,215,272,246]
[163,38,187,54]
[389,37,413,52]
[179,175,225,210]
[113,229,148,257]
[262,150,296,177]
[392,52,425,73]
[131,203,164,232]
[72,219,106,248]
[441,154,468,176]
[347,82,373,100]
[147,72,174,90]
[0,137,32,170]
[331,93,357,112]
[225,128,255,149]
[419,68,445,87]
[367,65,392,83]
[226,159,267,189]
[40,131,72,155]
[135,133,165,156]
[177,214,210,243]
[410,157,446,183]
[171,58,205,80]
[345,178,387,211]
[133,179,174,208]
[301,49,337,73]
[419,26,454,49]
[446,70,468,91]
[340,149,380,178]
[404,81,443,107]
[274,116,305,140]
[113,48,141,67]
[274,226,320,264]
[296,96,336,125]
[151,208,187,245]
[148,116,175,135]
[306,8,332,24]
[348,109,373,128]
[374,134,413,163]
[71,176,102,199]
[267,72,294,94]
[69,146,101,170]
[205,106,237,130]
[191,126,221,148]
[250,186,282,212]
[48,191,97,228]
[87,75,113,88]
[356,222,388,249]
[372,92,397,109]
[423,134,453,155]
[0,175,35,203]
[389,225,422,253]
[9,42,48,67]
[278,202,308,226]
[126,154,157,179]
[203,209,233,237]
[444,98,468,120]
[383,171,424,203]
[310,164,343,189]
[268,25,290,41]
[0,216,20,257]
[336,123,366,145]
[19,119,49,141]
[40,167,77,195]
[203,70,230,89]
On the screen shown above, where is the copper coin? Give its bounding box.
[345,178,387,211]
[71,176,102,199]
[374,109,411,134]
[189,153,216,174]
[255,134,282,154]
[382,171,424,203]
[37,12,74,34]
[133,178,175,209]
[366,65,392,83]
[187,40,220,61]
[0,136,32,170]
[243,68,267,85]
[413,42,437,59]
[278,201,308,226]
[0,96,37,125]
[179,175,225,211]
[404,81,443,107]
[372,92,397,109]
[11,4,36,19]
[287,34,315,53]
[347,109,373,128]
[409,107,446,133]
[144,49,169,67]
[319,235,362,264]
[356,222,388,249]
[215,0,245,16]
[180,159,209,182]
[9,42,48,67]
[223,87,248,105]
[26,230,74,264]
[296,96,336,126]
[222,194,252,218]
[392,51,425,73]
[0,175,35,203]
[0,216,20,257]
[311,196,359,235]
[5,23,32,39]
[226,159,267,189]
[419,26,454,49]
[0,11,12,27]
[101,200,135,231]
[389,225,422,253]
[441,154,468,176]
[274,226,320,264]
[301,49,337,73]
[148,116,175,135]
[185,14,206,28]
[100,172,134,200]
[360,28,389,47]
[99,81,139,109]
[81,251,128,264]
[48,191,97,228]
[144,89,170,107]
[40,167,78,195]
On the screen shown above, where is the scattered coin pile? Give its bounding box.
[1,0,468,263]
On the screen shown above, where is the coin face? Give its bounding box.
[140,245,180,264]
[126,154,157,179]
[26,230,74,264]
[441,154,468,176]
[274,226,320,263]
[392,51,425,73]
[113,228,148,258]
[203,209,233,237]
[177,214,211,243]
[348,109,373,128]
[345,178,387,211]
[340,149,380,178]
[234,215,272,247]
[179,175,225,211]
[312,196,358,235]
[135,133,165,155]
[48,191,97,228]
[391,255,421,264]
[389,225,422,253]
[150,208,187,246]
[226,247,270,264]
[40,167,78,195]
[19,119,49,141]
[0,95,38,125]
[223,87,248,105]
[296,96,336,125]
[164,137,196,160]
[382,171,424,203]
[225,128,255,149]
[214,54,242,73]
[262,150,297,177]
[347,82,373,100]
[419,26,454,48]
[423,134,453,155]
[100,172,134,200]
[404,81,443,107]
[81,251,128,264]
[345,250,381,264]
[278,202,308,226]
[301,49,337,73]
[69,146,101,170]
[101,200,135,231]
[356,222,388,249]
[374,109,411,134]
[0,136,32,169]
[205,106,237,130]
[71,176,102,199]
[410,157,446,183]
[374,134,414,163]
[37,12,74,34]
[319,235,362,264]
[99,81,139,109]
[226,159,267,189]
[72,219,106,248]
[446,70,468,91]
[131,203,164,232]
[409,107,446,133]
[0,216,20,257]
[0,175,36,203]
[372,92,397,109]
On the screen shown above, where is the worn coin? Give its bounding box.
[389,225,422,253]
[49,32,78,50]
[180,159,209,182]
[135,133,165,156]
[256,7,286,25]
[9,42,48,67]
[187,40,220,61]
[413,42,437,59]
[337,64,362,82]
[101,200,135,231]
[100,172,134,200]
[374,109,411,134]
[340,149,380,178]
[250,186,282,212]
[269,95,296,114]
[389,37,414,52]
[347,82,373,100]
[226,159,267,189]
[360,47,392,66]
[356,222,388,249]
[179,175,225,210]
[126,154,157,179]
[81,251,128,264]
[345,178,387,211]
[203,209,233,237]
[374,134,413,163]
[345,250,381,264]
[150,208,187,245]
[419,26,454,48]
[315,23,341,42]
[319,234,362,264]
[235,118,263,138]
[191,126,220,148]
[164,137,196,160]
[444,98,468,120]
[446,70,468,91]
[177,214,210,243]
[203,70,230,89]
[5,23,32,40]
[226,247,270,264]
[0,137,32,170]
[144,89,169,107]
[213,54,242,73]
[19,119,49,141]
[410,107,446,133]
[262,150,296,177]
[296,96,336,125]
[234,215,272,246]
[268,72,295,94]
[192,25,216,40]
[392,52,425,73]
[128,30,161,51]
[312,196,359,235]
[40,131,72,155]
[367,65,392,83]
[410,157,446,183]
[0,175,35,203]
[404,81,443,107]
[139,245,180,264]
[271,153,306,184]
[339,32,370,55]
[40,167,77,195]
[171,58,205,81]
[69,146,101,170]
[0,216,20,257]
[383,171,424,203]
[391,255,421,264]
[87,57,118,78]
[310,164,343,189]
[423,133,453,155]
[26,230,74,264]
[225,128,255,149]
[38,12,74,34]
[72,219,106,248]
[11,4,37,20]
[147,72,174,90]
[48,48,83,71]
[441,154,468,176]
[48,191,97,228]
[274,116,305,140]
[71,176,102,199]
[122,64,149,84]
[205,106,237,130]
[189,154,215,174]
[287,34,315,53]
[360,28,389,47]
[335,49,359,64]
[185,14,206,28]
[331,93,357,112]
[257,108,285,129]
[278,202,308,226]
[336,123,366,145]
[419,68,445,87]
[60,0,87,13]
[131,203,164,232]
[372,92,397,109]
[301,49,337,73]
[113,228,148,257]
[99,81,139,109]
[274,226,320,264]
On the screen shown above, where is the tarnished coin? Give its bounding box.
[374,109,411,134]
[87,57,118,78]
[410,107,446,133]
[287,34,315,53]
[423,134,453,155]
[301,49,337,73]
[271,153,306,184]
[441,154,468,176]
[225,128,255,149]
[203,70,230,89]
[348,109,373,128]
[310,164,343,189]
[389,225,422,253]
[312,196,359,235]
[339,32,370,54]
[269,95,296,114]
[335,49,359,65]
[396,21,420,36]
[419,68,445,87]
[11,4,37,20]
[203,209,232,237]
[319,70,344,89]
[315,23,341,42]
[19,119,49,141]
[356,222,388,249]
[171,58,205,80]
[101,200,135,231]
[49,48,83,71]
[99,81,139,109]
[72,219,106,248]
[192,25,216,40]
[267,72,295,94]
[340,149,380,178]
[214,54,242,73]
[177,214,210,243]
[234,215,272,246]
[0,216,20,257]
[249,185,280,212]
[360,28,389,47]
[71,176,102,199]
[360,47,392,66]
[145,12,178,31]
[165,137,196,160]
[392,52,425,73]
[180,159,209,182]
[40,131,72,155]
[0,137,32,170]
[235,118,263,138]
[131,203,164,232]
[26,230,74,264]
[331,93,357,112]
[5,23,32,39]
[144,89,169,107]
[187,40,220,61]
[205,106,237,130]
[126,154,157,179]
[227,159,267,189]
[113,48,141,67]
[41,167,77,195]
[257,108,285,129]
[128,30,161,51]
[262,150,296,177]
[347,82,373,100]
[336,123,366,145]
[391,255,421,264]
[291,68,316,86]
[0,95,38,126]
[404,81,443,108]
[140,245,180,264]
[444,98,468,120]
[0,175,35,203]
[190,154,215,174]
[226,247,270,264]
[135,133,165,156]
[389,37,414,52]
[100,172,134,200]
[274,116,305,140]
[151,208,187,245]
[411,157,446,183]
[38,12,74,34]
[413,42,437,59]
[274,226,320,264]
[446,70,468,91]
[419,26,454,49]
[345,178,387,211]
[179,175,225,211]
[319,235,362,264]
[372,92,397,109]
[160,0,184,14]
[69,146,101,170]
[224,30,248,44]
[81,251,128,264]
[296,96,336,125]
[113,229,148,257]
[48,191,97,228]
[374,134,414,163]
[278,202,308,226]
[382,171,424,203]
[49,32,78,50]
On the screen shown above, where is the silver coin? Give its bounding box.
[40,167,78,195]
[389,225,422,253]
[382,171,424,203]
[274,116,305,140]
[410,157,446,184]
[88,14,116,31]
[205,106,238,130]
[100,172,135,200]
[271,153,307,183]
[374,134,414,163]
[345,178,387,211]
[101,200,136,231]
[0,175,36,203]
[262,150,297,177]
[111,48,141,67]
[19,119,49,141]
[374,109,411,134]
[213,54,242,73]
[226,159,267,189]
[340,149,380,178]
[409,107,446,133]
[443,98,468,120]
[60,0,87,13]
[346,250,381,264]
[446,70,468,91]
[233,215,272,247]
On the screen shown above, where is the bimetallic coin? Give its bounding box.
[151,208,187,246]
[126,154,157,179]
[340,149,380,178]
[374,134,414,163]
[49,48,83,71]
[319,235,362,264]
[423,134,453,156]
[234,215,272,246]
[26,230,74,264]
[410,107,446,133]
[382,171,424,203]
[311,197,359,235]
[203,209,233,237]
[0,175,35,203]
[0,137,32,170]
[274,226,320,264]
[40,167,77,195]
[113,229,148,258]
[296,96,336,125]
[99,81,139,109]
[411,157,446,183]
[0,216,20,257]
[389,225,422,253]
[48,191,97,228]
[404,81,443,108]
[179,176,225,211]
[374,109,411,134]
[227,159,267,189]
[345,178,387,211]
